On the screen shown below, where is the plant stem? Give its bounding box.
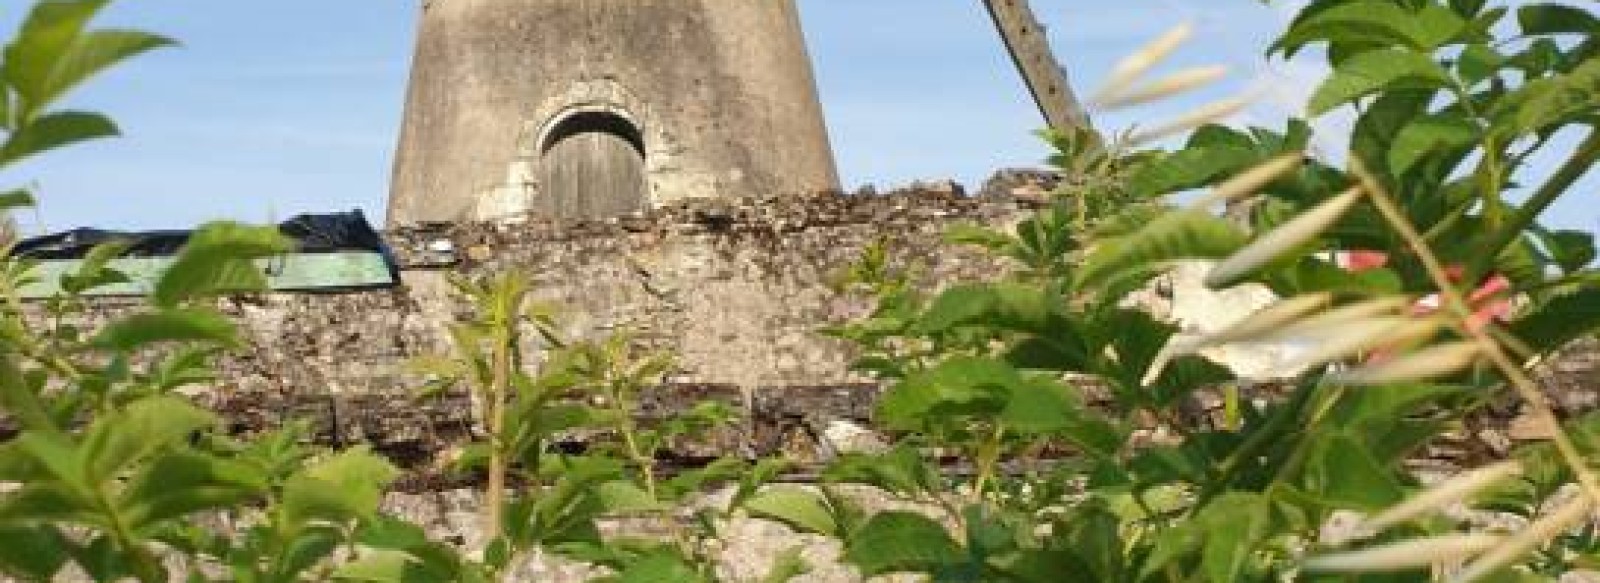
[1195,375,1319,508]
[971,423,1005,505]
[485,325,512,542]
[612,375,659,499]
[621,422,658,500]
[1469,128,1600,283]
[94,484,160,583]
[1362,174,1600,509]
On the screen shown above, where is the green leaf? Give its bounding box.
[1540,229,1597,273]
[1450,0,1488,18]
[3,0,110,117]
[985,283,1054,331]
[612,552,707,583]
[4,0,173,121]
[92,308,239,352]
[1262,257,1403,296]
[1199,493,1271,583]
[1508,38,1562,77]
[509,456,621,549]
[944,223,1016,253]
[844,511,964,577]
[34,29,175,112]
[150,346,221,393]
[282,447,399,527]
[0,482,96,524]
[758,547,810,583]
[0,110,117,167]
[281,526,346,580]
[0,189,37,211]
[153,221,291,307]
[594,481,662,515]
[119,450,265,529]
[1139,521,1202,580]
[1310,433,1406,510]
[1075,209,1246,289]
[904,282,1054,338]
[1518,3,1600,36]
[744,487,840,536]
[1494,58,1600,136]
[10,432,89,495]
[333,550,456,583]
[0,525,69,581]
[0,354,55,433]
[1457,44,1505,85]
[60,238,133,294]
[1388,113,1480,176]
[1274,1,1467,56]
[1511,289,1600,354]
[1309,49,1452,116]
[81,396,217,481]
[998,375,1081,434]
[913,284,996,334]
[1128,145,1258,198]
[823,446,940,496]
[1055,502,1129,581]
[876,356,1014,430]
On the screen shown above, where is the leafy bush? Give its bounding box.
[1,0,1598,582]
[775,1,1600,581]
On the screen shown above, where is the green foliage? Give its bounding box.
[809,0,1600,581]
[413,272,796,582]
[0,0,174,170]
[0,4,475,582]
[0,0,1595,582]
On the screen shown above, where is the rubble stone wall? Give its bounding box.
[32,189,1600,582]
[214,190,1023,406]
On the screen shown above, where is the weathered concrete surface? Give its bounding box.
[388,0,839,225]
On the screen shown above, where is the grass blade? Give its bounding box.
[1190,152,1307,210]
[1280,317,1443,372]
[1128,95,1254,146]
[1206,186,1366,288]
[1093,22,1195,106]
[1305,534,1502,572]
[1331,341,1484,385]
[1360,461,1522,534]
[1451,497,1593,582]
[1098,65,1230,109]
[1200,292,1333,346]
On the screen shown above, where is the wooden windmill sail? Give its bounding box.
[981,0,1096,137]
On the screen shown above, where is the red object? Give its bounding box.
[1336,250,1512,332]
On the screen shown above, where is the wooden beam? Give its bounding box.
[981,0,1094,134]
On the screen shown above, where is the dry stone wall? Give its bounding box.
[255,189,1019,391]
[24,188,1600,582]
[97,189,1024,475]
[51,187,1599,469]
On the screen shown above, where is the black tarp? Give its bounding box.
[14,210,391,259]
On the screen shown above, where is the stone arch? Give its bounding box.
[476,79,715,221]
[536,108,648,220]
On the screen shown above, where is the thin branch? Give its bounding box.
[1357,166,1600,510]
[1469,128,1600,283]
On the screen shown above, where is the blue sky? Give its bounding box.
[0,1,1594,235]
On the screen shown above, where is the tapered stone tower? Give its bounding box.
[387,0,840,226]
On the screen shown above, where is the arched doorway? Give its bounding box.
[538,110,648,220]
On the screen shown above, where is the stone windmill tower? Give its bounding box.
[387,0,841,226]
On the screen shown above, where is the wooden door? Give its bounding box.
[540,116,648,220]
